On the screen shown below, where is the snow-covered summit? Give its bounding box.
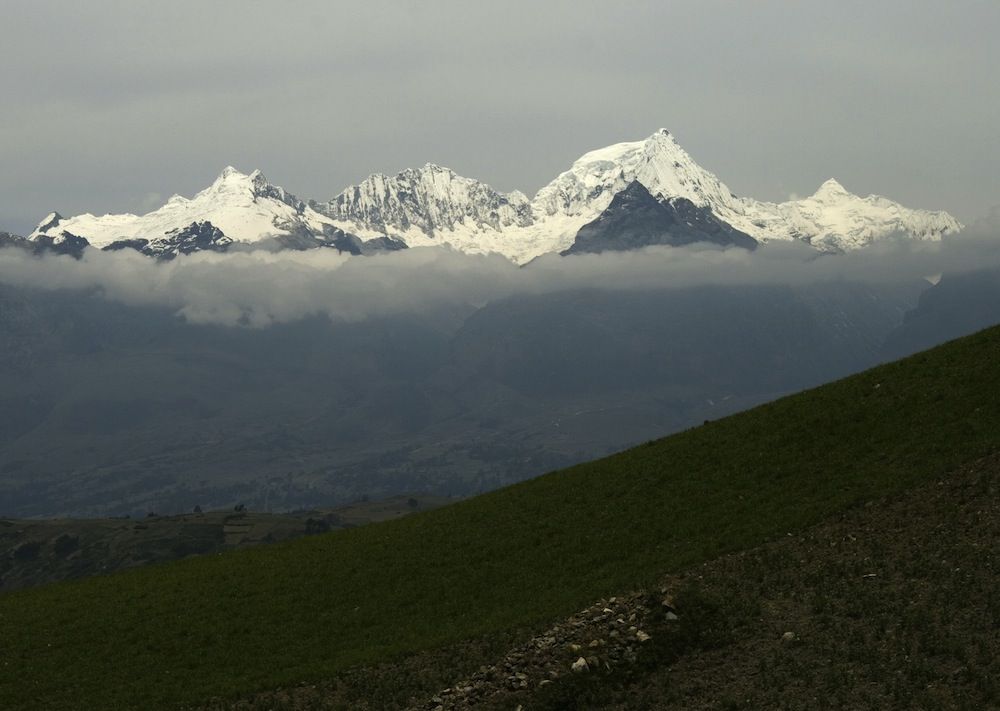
[534,128,743,221]
[30,167,340,250]
[31,131,963,262]
[317,129,753,261]
[317,128,961,261]
[739,178,964,251]
[323,163,533,236]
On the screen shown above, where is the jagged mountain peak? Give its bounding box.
[321,161,533,237]
[813,178,850,199]
[35,212,64,233]
[532,129,742,223]
[206,166,272,196]
[419,162,453,174]
[27,128,964,263]
[29,167,345,252]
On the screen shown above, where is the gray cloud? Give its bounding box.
[2,1,998,237]
[2,232,999,327]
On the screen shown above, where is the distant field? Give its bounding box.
[1,326,998,710]
[0,495,449,592]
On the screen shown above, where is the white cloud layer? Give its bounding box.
[3,224,1000,328]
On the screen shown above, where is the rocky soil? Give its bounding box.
[200,452,1000,710]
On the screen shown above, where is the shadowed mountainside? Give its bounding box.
[1,323,998,710]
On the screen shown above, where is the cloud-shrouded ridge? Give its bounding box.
[2,225,1000,328]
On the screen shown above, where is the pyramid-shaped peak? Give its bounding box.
[814,178,850,198]
[615,180,657,201]
[216,165,245,180]
[31,211,65,236]
[647,128,677,143]
[212,166,268,183]
[208,166,272,195]
[574,129,687,168]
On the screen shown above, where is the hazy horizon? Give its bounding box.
[3,1,998,236]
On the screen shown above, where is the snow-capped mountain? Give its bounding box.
[747,178,964,252]
[318,129,962,262]
[30,167,358,255]
[322,163,533,236]
[29,129,962,262]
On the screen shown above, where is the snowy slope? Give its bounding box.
[324,163,533,234]
[746,179,964,251]
[320,129,962,262]
[30,167,344,251]
[31,130,963,262]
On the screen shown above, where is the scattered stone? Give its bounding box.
[781,631,798,643]
[665,611,680,621]
[417,589,661,708]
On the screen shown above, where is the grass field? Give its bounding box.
[1,325,998,710]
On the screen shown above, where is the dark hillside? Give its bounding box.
[1,325,999,710]
[883,267,1000,359]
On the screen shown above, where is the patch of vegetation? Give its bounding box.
[1,326,999,710]
[561,451,1000,710]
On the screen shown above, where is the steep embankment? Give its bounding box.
[1,326,999,710]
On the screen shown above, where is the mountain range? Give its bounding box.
[24,130,962,262]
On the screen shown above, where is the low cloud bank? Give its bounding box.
[1,224,999,327]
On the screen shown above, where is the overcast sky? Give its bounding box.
[2,1,998,235]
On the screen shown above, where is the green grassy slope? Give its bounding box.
[2,326,999,710]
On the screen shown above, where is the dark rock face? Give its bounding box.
[0,232,26,249]
[102,238,153,254]
[159,221,233,258]
[348,234,408,255]
[562,181,757,256]
[100,221,407,259]
[2,226,91,259]
[29,233,92,259]
[226,224,408,256]
[104,222,232,260]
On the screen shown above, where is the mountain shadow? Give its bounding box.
[562,181,757,255]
